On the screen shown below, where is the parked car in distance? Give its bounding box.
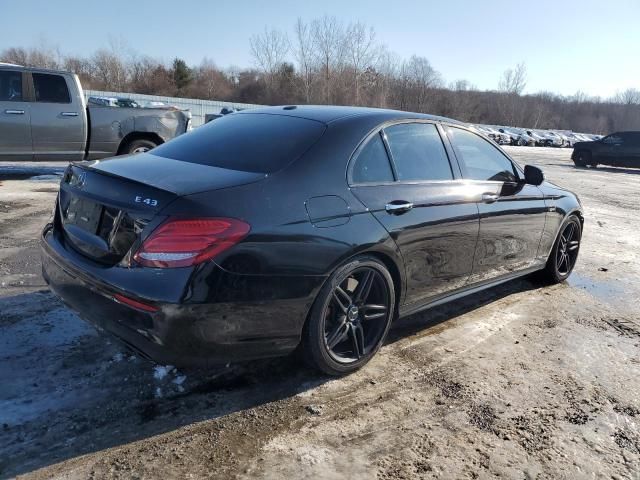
[474,125,509,145]
[551,131,573,147]
[0,64,192,160]
[41,105,583,375]
[539,130,564,147]
[498,127,534,146]
[572,131,640,168]
[525,130,549,146]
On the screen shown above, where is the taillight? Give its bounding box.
[133,217,250,268]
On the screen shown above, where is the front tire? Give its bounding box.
[573,150,591,167]
[539,215,582,283]
[303,256,395,375]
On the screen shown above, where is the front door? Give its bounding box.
[0,69,32,160]
[598,133,627,166]
[349,122,480,308]
[444,126,548,284]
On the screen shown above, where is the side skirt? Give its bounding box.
[398,265,544,319]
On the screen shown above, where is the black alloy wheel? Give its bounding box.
[556,220,581,276]
[540,216,582,283]
[303,256,395,375]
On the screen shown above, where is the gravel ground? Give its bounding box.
[0,147,639,479]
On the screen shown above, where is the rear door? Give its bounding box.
[445,126,548,284]
[29,72,85,161]
[349,121,480,308]
[0,69,33,160]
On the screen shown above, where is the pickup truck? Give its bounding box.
[0,63,191,161]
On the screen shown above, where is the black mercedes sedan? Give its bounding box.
[41,106,583,375]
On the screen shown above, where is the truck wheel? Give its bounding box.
[124,139,158,155]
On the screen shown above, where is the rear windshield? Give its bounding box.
[151,113,326,173]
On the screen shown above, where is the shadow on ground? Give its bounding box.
[549,163,640,175]
[1,276,541,478]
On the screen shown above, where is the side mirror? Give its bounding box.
[524,165,544,186]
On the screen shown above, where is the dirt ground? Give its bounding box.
[1,147,639,479]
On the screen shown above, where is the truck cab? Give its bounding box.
[0,64,191,161]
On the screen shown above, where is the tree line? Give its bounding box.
[3,17,640,134]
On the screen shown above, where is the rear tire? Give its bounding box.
[302,256,395,376]
[123,138,158,155]
[538,215,582,284]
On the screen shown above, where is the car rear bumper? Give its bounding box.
[41,225,324,367]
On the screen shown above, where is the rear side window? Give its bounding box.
[447,126,519,182]
[33,73,71,103]
[0,70,22,101]
[152,113,326,173]
[351,133,394,184]
[384,123,453,181]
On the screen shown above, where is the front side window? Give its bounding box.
[32,73,71,103]
[447,126,519,182]
[0,70,22,101]
[351,133,394,184]
[384,123,453,181]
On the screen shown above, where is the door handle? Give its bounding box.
[4,109,25,115]
[481,193,499,203]
[61,112,79,117]
[385,201,414,215]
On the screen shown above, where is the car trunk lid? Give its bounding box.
[84,152,266,195]
[57,156,265,265]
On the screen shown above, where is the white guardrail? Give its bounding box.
[84,90,263,127]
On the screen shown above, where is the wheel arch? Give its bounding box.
[302,247,405,332]
[117,132,164,155]
[548,208,584,259]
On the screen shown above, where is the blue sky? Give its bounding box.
[2,0,638,98]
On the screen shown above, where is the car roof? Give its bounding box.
[237,105,463,126]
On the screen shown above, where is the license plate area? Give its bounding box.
[65,197,103,234]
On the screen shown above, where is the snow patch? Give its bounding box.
[153,365,175,381]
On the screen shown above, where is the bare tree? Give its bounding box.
[344,22,377,105]
[614,88,640,105]
[91,49,128,91]
[499,62,527,95]
[190,58,231,100]
[311,15,345,104]
[250,27,290,95]
[400,55,442,111]
[293,18,315,103]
